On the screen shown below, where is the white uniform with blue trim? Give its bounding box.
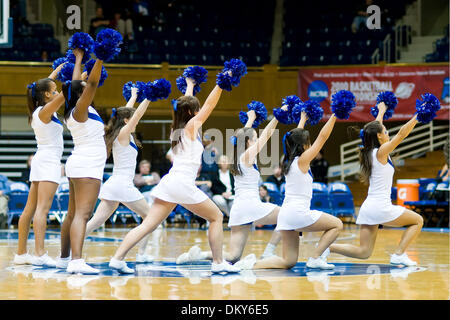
[99,135,144,202]
[356,148,405,225]
[65,106,107,180]
[151,131,209,204]
[228,154,277,226]
[276,157,322,230]
[29,106,64,184]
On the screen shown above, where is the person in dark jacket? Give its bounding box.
[211,155,235,217]
[310,150,329,183]
[265,164,285,190]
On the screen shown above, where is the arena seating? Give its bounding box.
[425,25,449,63]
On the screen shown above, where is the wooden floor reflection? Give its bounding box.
[0,225,448,300]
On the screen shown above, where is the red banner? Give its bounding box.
[298,64,449,121]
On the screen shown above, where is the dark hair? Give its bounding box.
[104,107,142,157]
[26,78,56,123]
[352,121,384,184]
[281,128,311,175]
[230,127,257,176]
[62,80,86,119]
[171,95,201,150]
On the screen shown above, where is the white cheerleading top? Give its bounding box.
[66,106,106,153]
[284,156,313,205]
[169,132,204,180]
[234,154,260,198]
[111,135,138,178]
[367,148,395,201]
[31,106,64,154]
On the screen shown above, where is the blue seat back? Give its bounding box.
[8,192,28,213]
[9,182,29,192]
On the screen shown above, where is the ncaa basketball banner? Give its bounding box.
[298,64,450,121]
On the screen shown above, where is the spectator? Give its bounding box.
[0,174,11,229]
[195,165,213,198]
[438,137,449,182]
[259,185,273,203]
[310,150,329,183]
[133,159,161,204]
[40,50,49,62]
[132,0,150,16]
[351,0,373,33]
[201,135,219,176]
[19,154,33,186]
[110,12,134,41]
[89,6,110,38]
[211,155,234,217]
[265,164,285,190]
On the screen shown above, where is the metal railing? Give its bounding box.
[394,22,412,62]
[339,121,449,180]
[382,34,392,63]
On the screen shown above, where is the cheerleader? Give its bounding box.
[108,71,242,274]
[176,106,285,265]
[84,86,154,263]
[55,48,108,274]
[13,63,67,267]
[329,102,424,266]
[235,109,344,270]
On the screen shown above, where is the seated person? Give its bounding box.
[259,185,273,203]
[0,174,11,229]
[265,164,285,190]
[133,159,161,205]
[210,155,234,217]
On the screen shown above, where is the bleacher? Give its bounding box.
[425,25,450,63]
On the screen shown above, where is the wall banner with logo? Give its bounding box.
[298,64,449,121]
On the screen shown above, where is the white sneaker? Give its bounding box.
[211,261,241,273]
[233,254,257,270]
[109,258,134,274]
[176,245,204,264]
[306,257,335,270]
[66,259,100,274]
[390,253,417,267]
[30,253,56,268]
[136,253,154,263]
[55,256,71,269]
[13,253,33,265]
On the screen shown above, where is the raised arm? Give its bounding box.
[184,84,223,140]
[117,99,150,145]
[244,110,256,128]
[298,111,308,129]
[38,92,66,123]
[125,87,138,108]
[298,114,336,172]
[377,114,418,162]
[375,101,387,124]
[48,62,66,80]
[72,59,103,122]
[242,106,287,165]
[71,48,84,81]
[185,77,195,97]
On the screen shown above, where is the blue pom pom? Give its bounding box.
[415,93,441,123]
[134,81,147,102]
[57,62,75,82]
[331,90,356,120]
[371,91,398,120]
[273,108,291,124]
[223,59,247,86]
[238,101,268,128]
[52,57,67,70]
[216,72,233,91]
[291,100,323,125]
[176,76,187,94]
[177,66,208,95]
[65,49,92,65]
[83,59,108,87]
[122,81,134,102]
[94,28,123,61]
[282,95,302,113]
[145,79,172,102]
[67,32,94,63]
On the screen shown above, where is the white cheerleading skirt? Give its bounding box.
[29,148,62,184]
[356,197,406,225]
[65,146,107,181]
[228,191,277,227]
[150,171,208,205]
[99,175,144,203]
[276,197,322,231]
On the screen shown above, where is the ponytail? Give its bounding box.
[104,107,141,157]
[281,128,310,175]
[230,127,256,176]
[26,78,55,123]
